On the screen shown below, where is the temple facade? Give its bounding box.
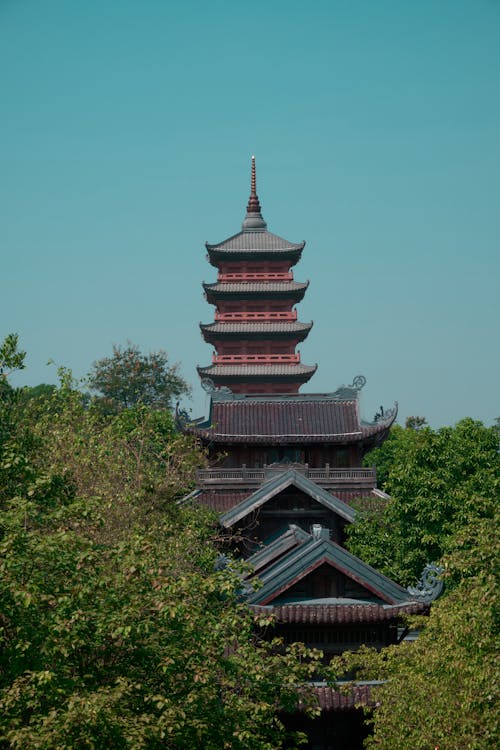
[179,159,436,750]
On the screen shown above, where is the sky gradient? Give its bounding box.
[2,0,499,427]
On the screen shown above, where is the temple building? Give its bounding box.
[178,158,439,750]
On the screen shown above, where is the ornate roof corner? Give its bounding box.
[407,563,444,603]
[366,402,398,428]
[201,377,216,395]
[174,401,192,431]
[175,400,215,432]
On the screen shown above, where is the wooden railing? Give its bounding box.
[196,466,376,488]
[212,353,300,364]
[214,311,297,321]
[218,272,293,282]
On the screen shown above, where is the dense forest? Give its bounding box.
[1,334,498,749]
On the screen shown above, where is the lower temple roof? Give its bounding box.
[252,601,429,624]
[184,390,397,444]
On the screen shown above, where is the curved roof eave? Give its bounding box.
[205,232,305,253]
[360,403,398,438]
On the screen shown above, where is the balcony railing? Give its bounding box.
[214,311,297,321]
[217,272,293,282]
[196,466,376,489]
[212,353,300,364]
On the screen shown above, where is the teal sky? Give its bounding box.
[2,0,499,427]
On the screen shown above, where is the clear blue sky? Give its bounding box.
[2,0,499,427]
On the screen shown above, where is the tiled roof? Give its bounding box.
[253,601,429,624]
[187,395,397,443]
[191,397,358,438]
[247,525,310,573]
[203,280,309,296]
[197,364,317,380]
[197,491,250,513]
[331,489,379,503]
[200,321,313,337]
[206,230,305,252]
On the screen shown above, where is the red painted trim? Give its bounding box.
[218,272,293,281]
[212,353,301,364]
[214,311,298,321]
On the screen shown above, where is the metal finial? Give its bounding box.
[251,155,256,195]
[246,155,261,214]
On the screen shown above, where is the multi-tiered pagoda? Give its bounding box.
[198,156,316,394]
[179,159,440,750]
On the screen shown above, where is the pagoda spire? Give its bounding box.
[242,155,267,230]
[247,155,261,213]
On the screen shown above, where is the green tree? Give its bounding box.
[0,334,28,459]
[347,418,500,585]
[0,334,26,381]
[404,415,427,430]
[0,374,321,749]
[87,342,191,413]
[330,498,499,749]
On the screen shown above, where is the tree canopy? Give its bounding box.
[0,340,321,749]
[338,416,500,748]
[347,418,500,585]
[87,342,191,413]
[0,334,26,380]
[331,498,499,750]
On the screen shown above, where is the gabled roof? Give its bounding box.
[247,525,310,574]
[186,391,397,444]
[220,469,356,528]
[249,532,411,606]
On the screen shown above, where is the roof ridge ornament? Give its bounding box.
[330,375,367,400]
[407,563,444,602]
[242,155,267,231]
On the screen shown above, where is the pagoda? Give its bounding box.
[178,159,441,750]
[197,156,316,394]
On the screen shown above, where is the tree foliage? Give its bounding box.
[0,357,321,749]
[0,334,26,380]
[347,418,500,585]
[87,342,191,413]
[330,499,499,750]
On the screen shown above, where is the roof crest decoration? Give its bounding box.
[407,563,444,602]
